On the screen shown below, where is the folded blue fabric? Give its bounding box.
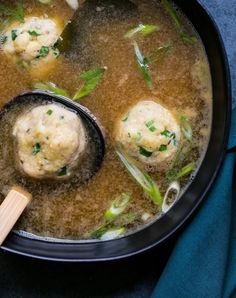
[151,108,236,298]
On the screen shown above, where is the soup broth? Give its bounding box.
[0,0,212,240]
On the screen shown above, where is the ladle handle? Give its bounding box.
[0,187,32,245]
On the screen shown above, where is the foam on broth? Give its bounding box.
[0,0,212,239]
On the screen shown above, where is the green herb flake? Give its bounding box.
[122,112,130,122]
[58,166,67,177]
[32,143,41,156]
[161,129,177,145]
[28,30,41,37]
[161,129,171,137]
[46,109,53,115]
[145,120,156,132]
[11,29,18,41]
[73,67,107,101]
[60,115,64,120]
[139,147,153,157]
[128,132,131,138]
[37,46,49,58]
[134,42,153,89]
[159,144,168,152]
[0,35,8,44]
[124,24,159,39]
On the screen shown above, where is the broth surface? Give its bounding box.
[0,0,212,239]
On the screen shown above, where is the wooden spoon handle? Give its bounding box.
[0,187,32,245]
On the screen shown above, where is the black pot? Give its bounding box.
[1,0,231,262]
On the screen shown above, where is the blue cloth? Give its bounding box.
[151,110,236,297]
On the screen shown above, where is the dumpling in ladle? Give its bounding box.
[13,104,87,180]
[1,16,62,69]
[115,101,181,168]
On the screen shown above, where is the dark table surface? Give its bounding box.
[1,1,236,297]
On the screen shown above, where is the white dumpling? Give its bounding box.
[1,17,62,67]
[115,101,181,167]
[13,104,87,179]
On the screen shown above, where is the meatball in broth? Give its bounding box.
[13,104,86,180]
[115,101,181,168]
[1,17,62,68]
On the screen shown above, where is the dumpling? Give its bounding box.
[115,100,181,168]
[13,104,87,180]
[1,16,62,68]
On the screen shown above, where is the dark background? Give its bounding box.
[1,0,236,297]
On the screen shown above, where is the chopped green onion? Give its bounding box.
[38,0,52,4]
[147,43,173,64]
[139,147,153,157]
[58,166,67,177]
[0,2,25,23]
[104,193,131,221]
[161,0,196,45]
[73,67,107,101]
[33,81,69,97]
[32,143,41,156]
[162,181,180,213]
[159,144,167,152]
[37,46,49,58]
[28,30,41,37]
[116,149,163,207]
[134,42,153,89]
[145,120,156,132]
[11,29,18,41]
[175,162,195,180]
[161,129,177,145]
[122,112,130,122]
[99,227,125,241]
[180,115,192,141]
[0,35,7,44]
[46,109,53,115]
[166,143,192,182]
[124,23,159,39]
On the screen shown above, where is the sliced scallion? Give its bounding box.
[104,193,131,221]
[134,42,153,89]
[116,149,163,207]
[73,67,107,101]
[33,81,69,97]
[161,0,196,45]
[100,227,125,241]
[124,23,159,39]
[139,147,153,157]
[162,181,180,213]
[175,162,195,180]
